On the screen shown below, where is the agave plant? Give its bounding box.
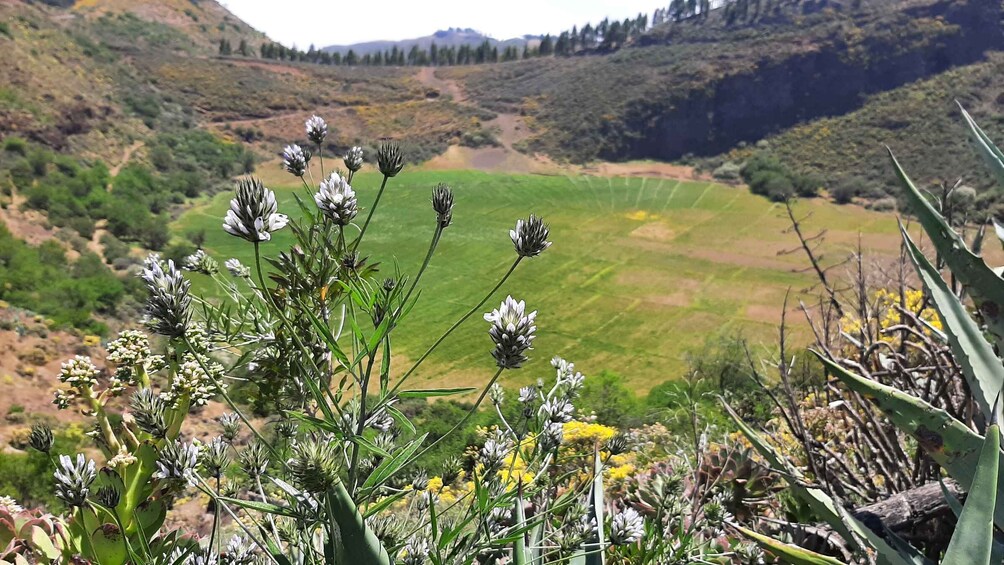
[729,106,1004,564]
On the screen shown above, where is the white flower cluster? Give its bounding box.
[225,258,250,278]
[161,354,226,407]
[53,356,101,409]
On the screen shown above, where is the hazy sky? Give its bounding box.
[220,0,659,47]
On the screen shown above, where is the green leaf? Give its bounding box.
[889,148,1004,351]
[398,387,477,399]
[734,525,848,565]
[992,219,1004,251]
[901,225,1003,420]
[585,448,606,565]
[326,481,392,565]
[513,486,531,565]
[28,525,61,560]
[360,433,428,495]
[943,423,1001,565]
[958,102,1004,187]
[813,352,1004,530]
[218,496,298,518]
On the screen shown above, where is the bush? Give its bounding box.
[712,160,743,181]
[100,233,130,264]
[830,178,860,204]
[3,137,27,155]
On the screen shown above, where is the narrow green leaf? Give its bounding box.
[360,433,428,494]
[514,485,530,565]
[943,423,1000,565]
[398,387,477,399]
[901,225,1003,420]
[889,148,1004,351]
[734,525,848,565]
[218,496,298,518]
[586,448,606,565]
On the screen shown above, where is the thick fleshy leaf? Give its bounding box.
[735,525,848,565]
[958,103,1004,187]
[943,423,1000,564]
[889,148,1004,351]
[725,401,916,565]
[814,352,1004,530]
[326,480,392,565]
[901,225,1003,420]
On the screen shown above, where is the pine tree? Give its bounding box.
[539,34,553,56]
[238,39,249,56]
[430,42,439,65]
[346,49,358,66]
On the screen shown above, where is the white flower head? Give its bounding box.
[610,507,645,545]
[54,454,96,507]
[282,144,309,177]
[314,172,358,225]
[223,178,289,243]
[483,295,537,369]
[225,258,250,278]
[305,115,327,145]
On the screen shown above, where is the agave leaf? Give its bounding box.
[901,225,1003,421]
[813,352,1004,530]
[940,478,1004,564]
[943,422,1000,565]
[734,525,848,565]
[326,480,392,565]
[958,103,1004,187]
[514,485,531,565]
[724,401,916,565]
[585,447,606,565]
[889,148,1004,351]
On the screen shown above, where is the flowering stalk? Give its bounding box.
[352,175,389,252]
[391,257,522,394]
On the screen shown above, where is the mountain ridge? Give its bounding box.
[322,27,536,55]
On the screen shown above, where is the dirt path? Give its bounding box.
[412,68,705,181]
[109,140,144,179]
[416,67,466,102]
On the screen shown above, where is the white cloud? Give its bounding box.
[221,0,660,48]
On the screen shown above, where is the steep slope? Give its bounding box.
[71,0,266,53]
[445,0,1002,182]
[725,52,1004,200]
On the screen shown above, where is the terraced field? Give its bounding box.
[174,169,912,391]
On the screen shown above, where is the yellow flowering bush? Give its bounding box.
[839,288,941,342]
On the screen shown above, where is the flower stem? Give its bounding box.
[352,175,389,252]
[391,257,522,393]
[405,366,506,465]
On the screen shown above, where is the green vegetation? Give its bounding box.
[176,169,905,389]
[4,132,252,249]
[0,223,127,333]
[735,53,1004,206]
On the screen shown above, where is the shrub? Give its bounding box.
[3,137,27,155]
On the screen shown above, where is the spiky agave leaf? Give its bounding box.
[901,225,1003,422]
[942,417,1001,565]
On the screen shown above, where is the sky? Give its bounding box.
[220,0,660,48]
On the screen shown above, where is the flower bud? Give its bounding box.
[376,142,404,177]
[29,423,53,453]
[431,183,454,229]
[305,115,327,146]
[510,215,551,258]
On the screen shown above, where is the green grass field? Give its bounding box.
[173,169,906,392]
